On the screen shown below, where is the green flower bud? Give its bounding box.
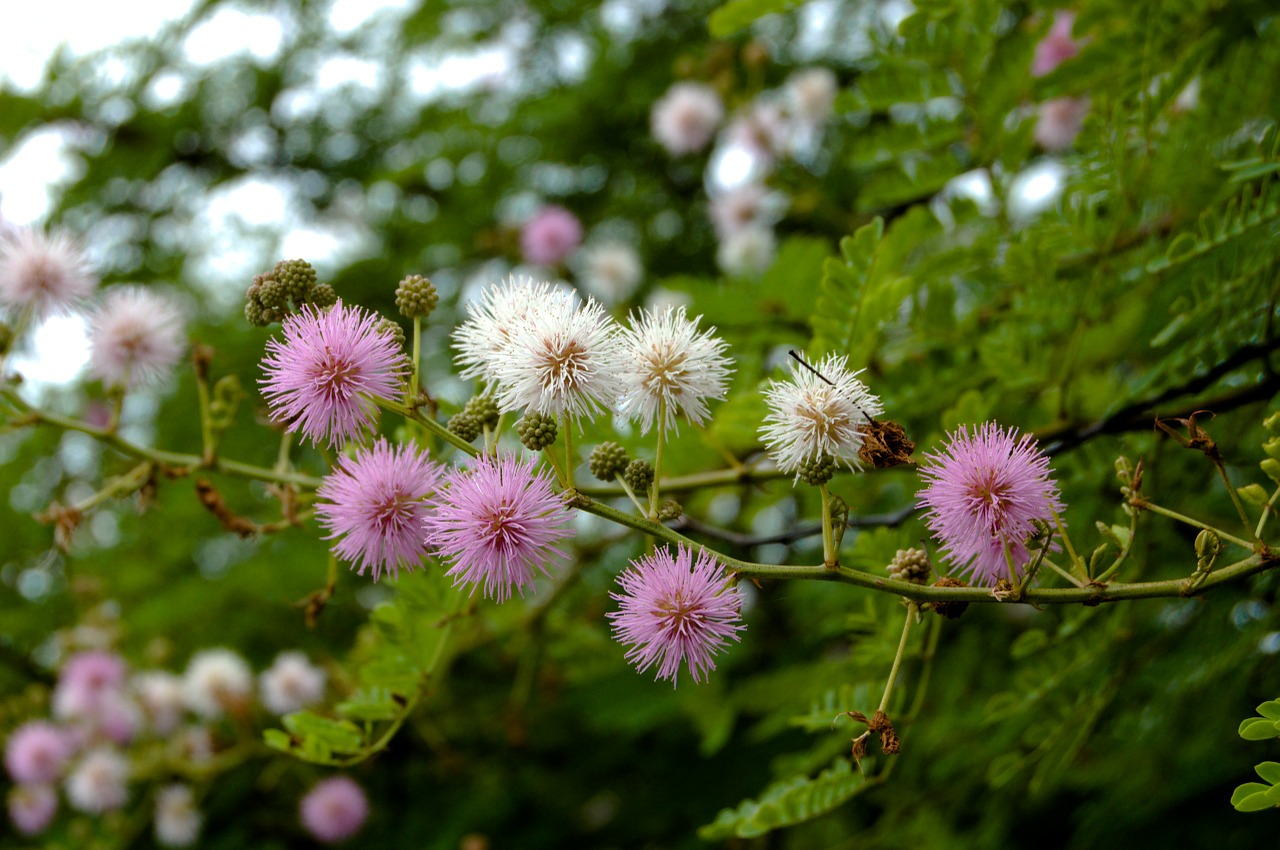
[395,274,439,320]
[589,441,630,481]
[516,412,558,451]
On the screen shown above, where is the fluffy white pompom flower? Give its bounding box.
[717,225,776,277]
[0,228,97,318]
[87,287,185,388]
[155,784,202,847]
[759,353,883,475]
[182,649,253,720]
[65,748,129,814]
[259,652,326,716]
[617,305,732,434]
[451,275,576,385]
[575,242,643,306]
[785,67,839,126]
[492,294,626,421]
[651,82,724,155]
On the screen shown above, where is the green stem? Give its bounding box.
[1214,459,1257,543]
[1137,500,1253,550]
[1256,484,1280,540]
[562,413,575,488]
[649,403,666,519]
[877,603,917,714]
[819,483,836,566]
[1052,510,1084,577]
[1040,557,1087,588]
[196,365,214,464]
[408,317,421,406]
[378,398,480,458]
[615,473,648,514]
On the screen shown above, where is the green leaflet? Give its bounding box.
[707,0,805,38]
[698,757,876,839]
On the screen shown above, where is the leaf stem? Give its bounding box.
[878,603,917,714]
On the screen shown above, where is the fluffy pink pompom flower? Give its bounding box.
[608,545,745,686]
[260,302,406,448]
[87,287,186,388]
[316,439,442,581]
[424,454,574,603]
[53,650,127,720]
[8,784,57,836]
[917,422,1064,587]
[520,205,583,266]
[1032,11,1080,77]
[300,776,369,844]
[0,228,96,318]
[1034,97,1089,152]
[4,722,70,784]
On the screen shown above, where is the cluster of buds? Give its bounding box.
[447,394,500,444]
[244,259,336,327]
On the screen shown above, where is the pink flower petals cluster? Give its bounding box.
[0,228,97,318]
[260,301,405,448]
[650,82,724,155]
[300,776,369,843]
[608,545,744,685]
[917,422,1064,586]
[1032,11,1081,77]
[316,439,443,581]
[424,453,574,603]
[4,722,70,785]
[520,205,583,266]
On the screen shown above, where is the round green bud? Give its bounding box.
[622,459,655,494]
[395,274,439,319]
[272,258,317,301]
[588,441,630,481]
[887,548,932,585]
[375,318,406,349]
[447,410,481,443]
[797,454,836,486]
[463,394,500,428]
[309,283,338,309]
[657,499,683,521]
[516,412,558,451]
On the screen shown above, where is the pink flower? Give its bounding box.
[424,454,574,602]
[259,301,406,448]
[1034,97,1089,152]
[520,205,583,266]
[7,784,57,836]
[917,422,1063,586]
[87,287,186,388]
[0,228,96,318]
[300,776,369,844]
[651,82,724,155]
[608,545,745,685]
[53,650,127,720]
[1032,11,1080,77]
[316,439,442,581]
[4,722,70,784]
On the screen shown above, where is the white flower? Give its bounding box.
[87,287,186,388]
[575,242,642,305]
[651,82,724,155]
[717,225,776,277]
[492,294,625,421]
[259,652,326,716]
[785,68,839,126]
[65,747,129,814]
[724,100,790,166]
[182,649,253,720]
[133,671,186,735]
[759,353,883,475]
[618,306,733,434]
[451,275,575,385]
[0,228,96,318]
[155,784,202,847]
[708,184,785,239]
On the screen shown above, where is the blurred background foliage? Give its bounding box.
[3,0,1280,846]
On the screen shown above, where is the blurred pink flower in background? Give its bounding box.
[520,205,583,266]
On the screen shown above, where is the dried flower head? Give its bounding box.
[608,545,744,686]
[300,776,369,844]
[315,439,443,581]
[521,205,583,266]
[492,294,625,421]
[0,228,96,318]
[259,652,327,716]
[617,305,733,434]
[651,82,724,155]
[424,454,574,603]
[917,422,1064,586]
[259,301,406,448]
[759,353,883,477]
[87,287,186,388]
